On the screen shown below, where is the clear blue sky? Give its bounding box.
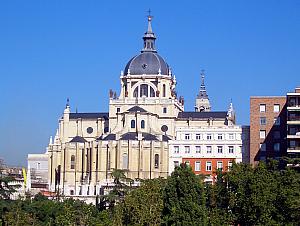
[1,0,299,166]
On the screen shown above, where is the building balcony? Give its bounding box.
[287,106,300,111]
[287,120,300,125]
[287,134,300,139]
[287,147,300,153]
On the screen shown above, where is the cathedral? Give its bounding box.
[28,15,241,202]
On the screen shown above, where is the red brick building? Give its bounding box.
[182,157,235,177]
[250,97,287,164]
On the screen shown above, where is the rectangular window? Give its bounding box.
[196,134,201,140]
[163,107,167,113]
[260,143,266,152]
[185,134,190,140]
[195,146,201,154]
[260,117,266,125]
[273,131,280,139]
[185,146,190,153]
[229,146,234,154]
[274,117,281,125]
[229,133,234,140]
[207,134,212,140]
[260,104,266,112]
[228,161,233,171]
[217,134,223,140]
[260,130,266,139]
[217,146,223,154]
[274,143,280,152]
[274,104,280,113]
[290,140,296,147]
[217,161,223,171]
[195,161,201,171]
[174,146,179,154]
[206,161,212,171]
[206,146,212,154]
[174,161,179,168]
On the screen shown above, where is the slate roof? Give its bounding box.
[120,132,137,140]
[124,52,170,76]
[143,133,159,141]
[162,135,172,141]
[177,111,227,119]
[97,132,169,142]
[69,113,109,120]
[120,132,162,141]
[127,106,147,113]
[97,134,116,141]
[69,136,87,143]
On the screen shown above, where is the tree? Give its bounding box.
[226,162,280,225]
[104,169,132,209]
[117,178,165,225]
[206,170,233,225]
[162,163,208,225]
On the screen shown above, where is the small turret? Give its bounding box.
[227,99,236,125]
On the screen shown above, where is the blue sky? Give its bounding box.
[0,1,299,166]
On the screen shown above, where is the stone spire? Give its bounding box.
[195,70,211,112]
[141,11,157,53]
[197,71,208,98]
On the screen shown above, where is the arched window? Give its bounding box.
[70,155,75,169]
[162,84,166,97]
[133,87,138,97]
[131,120,136,128]
[154,154,159,169]
[140,84,148,97]
[122,153,128,169]
[150,86,155,97]
[141,120,145,129]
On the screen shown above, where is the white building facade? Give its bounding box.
[169,109,243,182]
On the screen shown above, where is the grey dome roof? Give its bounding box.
[124,52,170,76]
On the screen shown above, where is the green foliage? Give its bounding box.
[0,162,299,226]
[162,163,208,225]
[119,178,165,225]
[103,169,132,209]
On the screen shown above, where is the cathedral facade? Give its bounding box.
[31,16,240,202]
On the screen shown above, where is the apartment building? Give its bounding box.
[250,97,287,164]
[286,87,300,159]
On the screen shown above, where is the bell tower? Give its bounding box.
[195,70,211,112]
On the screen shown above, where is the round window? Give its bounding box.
[161,125,168,132]
[86,127,93,134]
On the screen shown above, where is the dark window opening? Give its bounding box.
[140,84,148,97]
[154,154,159,169]
[141,120,145,129]
[133,87,138,97]
[131,120,136,128]
[70,155,75,169]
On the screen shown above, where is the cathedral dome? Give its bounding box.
[123,15,170,76]
[124,52,170,76]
